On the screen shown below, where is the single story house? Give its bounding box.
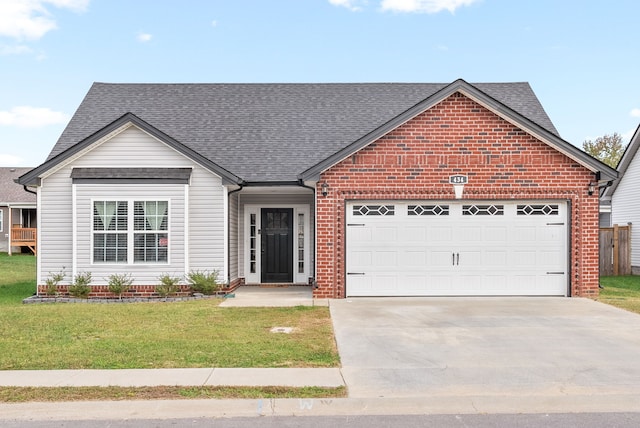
[0,167,37,255]
[18,79,616,298]
[602,124,640,274]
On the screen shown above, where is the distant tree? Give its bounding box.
[582,133,625,168]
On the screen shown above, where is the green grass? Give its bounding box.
[0,385,347,403]
[598,275,640,314]
[0,253,36,304]
[0,253,339,370]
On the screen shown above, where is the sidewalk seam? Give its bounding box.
[202,368,215,386]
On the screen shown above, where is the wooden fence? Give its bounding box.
[600,224,631,276]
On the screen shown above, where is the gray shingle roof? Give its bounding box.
[0,167,36,204]
[48,82,561,182]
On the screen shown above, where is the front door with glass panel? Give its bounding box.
[261,208,294,282]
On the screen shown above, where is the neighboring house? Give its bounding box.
[603,124,640,274]
[17,79,616,298]
[0,167,37,255]
[599,199,612,227]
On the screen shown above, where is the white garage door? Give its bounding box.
[346,201,568,297]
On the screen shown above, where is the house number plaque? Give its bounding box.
[449,175,468,184]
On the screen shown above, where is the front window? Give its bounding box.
[93,201,128,263]
[93,200,169,264]
[134,201,168,263]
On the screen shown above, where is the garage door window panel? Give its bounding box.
[517,204,559,216]
[408,205,449,216]
[353,205,395,216]
[462,204,504,216]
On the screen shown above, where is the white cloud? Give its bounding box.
[630,108,640,118]
[0,106,69,128]
[137,32,152,42]
[329,0,367,12]
[0,0,89,40]
[211,20,218,27]
[381,0,479,13]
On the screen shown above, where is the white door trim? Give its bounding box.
[244,204,310,284]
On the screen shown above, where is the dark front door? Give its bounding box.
[261,208,293,283]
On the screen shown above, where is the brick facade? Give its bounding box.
[313,92,599,298]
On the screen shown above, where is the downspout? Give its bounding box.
[227,182,245,287]
[298,179,318,290]
[23,185,37,196]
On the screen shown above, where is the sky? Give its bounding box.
[0,0,639,167]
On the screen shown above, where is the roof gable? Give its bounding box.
[18,113,242,186]
[300,79,617,181]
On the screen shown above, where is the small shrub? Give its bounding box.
[68,271,92,299]
[186,270,219,295]
[156,274,182,298]
[44,269,65,297]
[107,273,133,300]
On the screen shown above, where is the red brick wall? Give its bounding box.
[313,92,599,298]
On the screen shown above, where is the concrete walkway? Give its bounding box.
[219,285,327,307]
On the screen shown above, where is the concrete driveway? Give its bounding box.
[330,297,640,401]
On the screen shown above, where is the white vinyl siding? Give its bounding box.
[37,125,226,286]
[612,151,640,270]
[187,166,225,277]
[39,167,75,284]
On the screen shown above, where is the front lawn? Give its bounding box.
[597,275,640,314]
[0,253,339,370]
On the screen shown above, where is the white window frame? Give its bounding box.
[91,199,171,265]
[244,204,310,284]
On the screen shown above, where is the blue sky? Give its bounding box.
[0,0,639,167]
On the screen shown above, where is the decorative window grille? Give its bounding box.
[516,204,559,216]
[352,205,395,216]
[408,205,450,216]
[462,204,504,216]
[133,201,168,263]
[249,213,257,274]
[298,213,304,274]
[93,201,128,263]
